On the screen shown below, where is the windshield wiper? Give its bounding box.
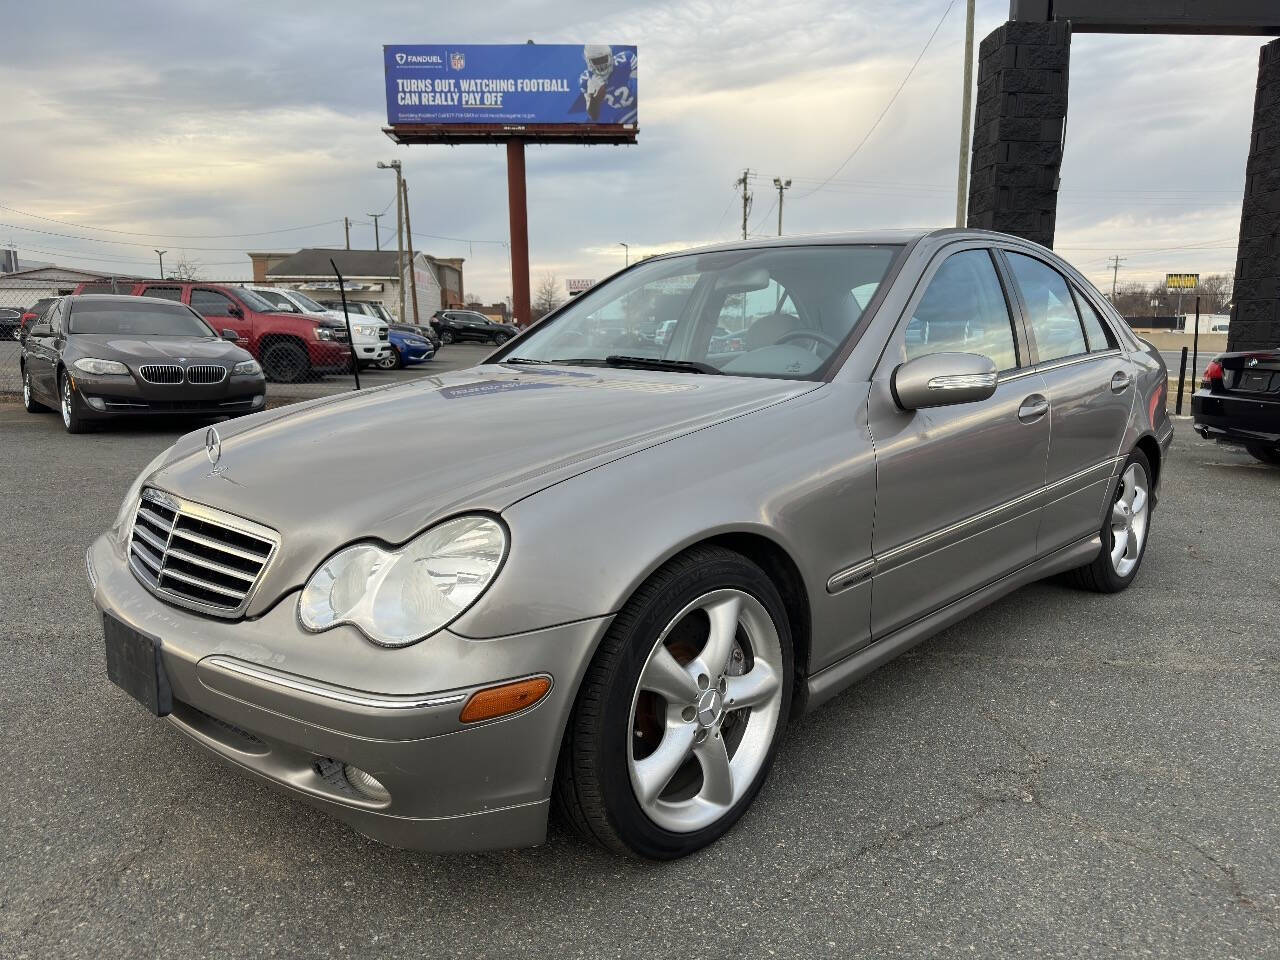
[605,355,722,374]
[500,356,553,365]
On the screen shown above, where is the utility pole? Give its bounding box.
[735,169,753,241]
[377,160,405,320]
[956,0,976,227]
[343,217,351,250]
[154,249,167,280]
[400,179,421,326]
[1107,255,1126,300]
[368,213,383,251]
[772,177,791,236]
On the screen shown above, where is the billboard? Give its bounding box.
[566,279,596,295]
[385,44,637,127]
[1166,273,1199,291]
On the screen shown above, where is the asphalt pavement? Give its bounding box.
[0,401,1276,958]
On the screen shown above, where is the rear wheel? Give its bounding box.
[1245,443,1280,466]
[22,369,50,413]
[261,341,309,383]
[441,331,455,344]
[1065,449,1152,593]
[555,545,792,859]
[60,370,90,434]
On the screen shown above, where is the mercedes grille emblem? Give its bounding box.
[205,426,222,466]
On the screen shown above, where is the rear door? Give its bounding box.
[867,244,1050,638]
[1000,249,1134,555]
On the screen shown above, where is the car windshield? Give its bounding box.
[504,244,901,379]
[250,288,299,312]
[68,300,215,337]
[367,303,394,323]
[285,290,328,313]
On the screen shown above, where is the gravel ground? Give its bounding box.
[0,405,1276,959]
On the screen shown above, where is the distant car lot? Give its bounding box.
[0,416,1275,957]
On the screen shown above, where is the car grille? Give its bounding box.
[185,364,227,384]
[378,328,389,341]
[138,364,184,384]
[127,488,279,618]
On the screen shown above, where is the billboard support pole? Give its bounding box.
[401,178,421,325]
[507,139,531,327]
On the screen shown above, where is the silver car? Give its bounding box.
[88,229,1173,859]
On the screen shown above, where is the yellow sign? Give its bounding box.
[1166,273,1199,291]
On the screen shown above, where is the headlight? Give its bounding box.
[314,326,335,341]
[353,323,377,337]
[112,446,175,542]
[232,359,262,376]
[299,515,507,647]
[74,357,130,376]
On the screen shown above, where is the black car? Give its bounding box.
[0,307,22,341]
[431,309,519,345]
[386,321,442,352]
[1192,349,1280,465]
[20,295,267,434]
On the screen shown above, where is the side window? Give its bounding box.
[1071,286,1117,353]
[903,249,1019,372]
[1005,252,1087,363]
[190,289,235,317]
[48,302,64,335]
[140,286,183,301]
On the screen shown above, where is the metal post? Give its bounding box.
[330,259,361,391]
[507,140,531,328]
[394,165,405,323]
[401,179,421,326]
[344,217,350,250]
[773,177,791,236]
[1192,294,1201,385]
[956,0,976,227]
[155,249,166,279]
[1175,346,1188,415]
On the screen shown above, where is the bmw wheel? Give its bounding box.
[60,370,89,434]
[22,370,49,413]
[1066,448,1152,592]
[555,545,792,859]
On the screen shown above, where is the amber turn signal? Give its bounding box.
[459,676,552,724]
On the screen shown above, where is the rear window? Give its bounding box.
[68,300,214,337]
[78,281,135,295]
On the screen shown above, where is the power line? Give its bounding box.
[793,0,956,200]
[0,201,343,239]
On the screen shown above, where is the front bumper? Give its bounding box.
[1191,390,1280,446]
[88,531,609,852]
[72,371,267,418]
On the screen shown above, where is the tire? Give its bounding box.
[374,350,399,371]
[59,370,90,434]
[1065,448,1153,593]
[441,331,455,345]
[494,333,511,345]
[554,545,793,860]
[1245,443,1280,466]
[261,341,310,383]
[22,369,50,413]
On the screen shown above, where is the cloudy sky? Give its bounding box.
[0,0,1265,303]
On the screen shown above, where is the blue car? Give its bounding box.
[378,327,436,369]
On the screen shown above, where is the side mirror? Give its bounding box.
[891,352,998,411]
[221,329,240,341]
[228,305,244,318]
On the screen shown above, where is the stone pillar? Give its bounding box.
[1229,37,1280,352]
[966,21,1070,249]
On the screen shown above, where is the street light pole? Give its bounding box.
[772,177,791,236]
[618,242,629,267]
[377,160,405,320]
[154,249,167,280]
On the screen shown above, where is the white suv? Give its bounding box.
[245,285,391,368]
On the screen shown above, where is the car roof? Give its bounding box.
[643,227,1043,260]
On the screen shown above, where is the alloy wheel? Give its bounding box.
[627,589,783,833]
[23,372,31,408]
[1109,462,1149,578]
[61,375,72,429]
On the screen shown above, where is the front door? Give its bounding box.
[1000,250,1135,555]
[867,245,1050,639]
[190,288,250,344]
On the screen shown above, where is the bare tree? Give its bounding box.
[531,273,560,321]
[1198,273,1233,314]
[167,255,202,281]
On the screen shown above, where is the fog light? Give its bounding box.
[343,764,390,802]
[84,396,106,411]
[251,394,265,408]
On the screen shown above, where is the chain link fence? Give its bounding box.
[0,276,461,409]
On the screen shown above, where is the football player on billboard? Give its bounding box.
[571,44,637,123]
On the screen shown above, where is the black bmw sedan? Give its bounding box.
[20,295,267,434]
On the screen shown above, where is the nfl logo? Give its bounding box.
[450,51,465,70]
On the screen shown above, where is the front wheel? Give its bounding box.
[555,545,792,859]
[375,349,400,370]
[261,341,310,383]
[1065,449,1152,592]
[60,370,90,433]
[1245,443,1280,466]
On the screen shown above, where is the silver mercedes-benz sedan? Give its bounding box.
[88,229,1173,859]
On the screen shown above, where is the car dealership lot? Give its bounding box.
[0,412,1276,957]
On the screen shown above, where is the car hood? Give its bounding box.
[70,334,247,362]
[147,364,815,612]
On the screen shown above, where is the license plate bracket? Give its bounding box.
[103,614,172,717]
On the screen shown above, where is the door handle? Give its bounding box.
[1110,371,1132,393]
[1018,394,1049,423]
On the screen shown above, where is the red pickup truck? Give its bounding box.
[71,281,351,382]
